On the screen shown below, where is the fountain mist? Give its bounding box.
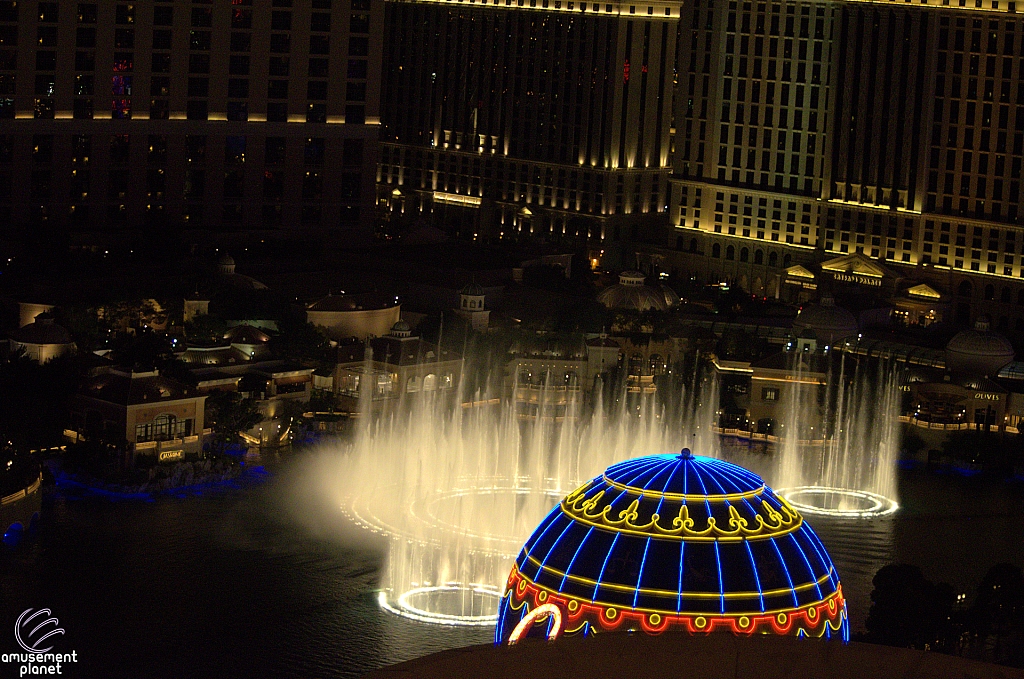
[775,348,901,517]
[326,362,721,624]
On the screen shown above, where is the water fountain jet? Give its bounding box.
[774,346,901,519]
[329,360,723,625]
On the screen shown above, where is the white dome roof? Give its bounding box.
[945,319,1015,376]
[658,283,681,309]
[598,283,666,312]
[791,296,858,345]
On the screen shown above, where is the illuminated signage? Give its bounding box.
[432,192,482,207]
[973,393,1000,401]
[159,450,184,462]
[831,272,882,286]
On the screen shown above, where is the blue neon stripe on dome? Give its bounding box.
[677,538,685,613]
[707,458,761,493]
[517,505,566,570]
[788,533,824,601]
[633,536,653,609]
[768,535,800,608]
[560,526,595,590]
[744,539,766,612]
[713,539,725,614]
[804,529,840,589]
[592,532,621,601]
[533,519,577,580]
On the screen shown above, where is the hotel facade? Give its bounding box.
[658,0,1024,331]
[375,0,679,241]
[373,0,1024,331]
[0,0,383,237]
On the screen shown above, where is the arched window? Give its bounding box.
[726,245,735,260]
[138,413,186,442]
[783,254,792,268]
[406,376,421,393]
[690,238,699,253]
[768,252,778,267]
[565,371,579,386]
[958,281,973,297]
[649,354,664,375]
[754,249,764,265]
[442,373,454,388]
[423,374,437,391]
[155,414,176,440]
[740,247,749,262]
[518,370,531,384]
[628,353,643,375]
[712,243,721,258]
[984,284,995,301]
[676,235,685,251]
[1001,287,1011,304]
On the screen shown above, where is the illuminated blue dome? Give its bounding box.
[496,452,848,643]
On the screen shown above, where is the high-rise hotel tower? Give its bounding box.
[376,0,679,241]
[0,0,383,238]
[661,0,1024,330]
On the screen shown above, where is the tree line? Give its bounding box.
[862,562,1024,667]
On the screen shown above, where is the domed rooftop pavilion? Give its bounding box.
[945,317,1015,377]
[461,281,485,296]
[496,451,847,643]
[791,296,858,346]
[597,271,679,312]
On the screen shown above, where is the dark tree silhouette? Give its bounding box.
[204,390,263,452]
[968,563,1024,666]
[184,313,227,344]
[0,350,85,450]
[864,563,956,651]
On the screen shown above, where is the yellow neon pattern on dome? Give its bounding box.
[561,487,803,542]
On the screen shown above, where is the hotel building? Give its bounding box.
[375,0,679,241]
[656,0,1024,331]
[0,0,382,237]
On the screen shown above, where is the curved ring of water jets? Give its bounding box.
[777,485,899,518]
[344,480,564,626]
[378,585,504,627]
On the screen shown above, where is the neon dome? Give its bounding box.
[495,451,848,643]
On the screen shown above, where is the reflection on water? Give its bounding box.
[0,454,1022,678]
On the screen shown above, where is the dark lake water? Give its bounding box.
[2,451,1023,678]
